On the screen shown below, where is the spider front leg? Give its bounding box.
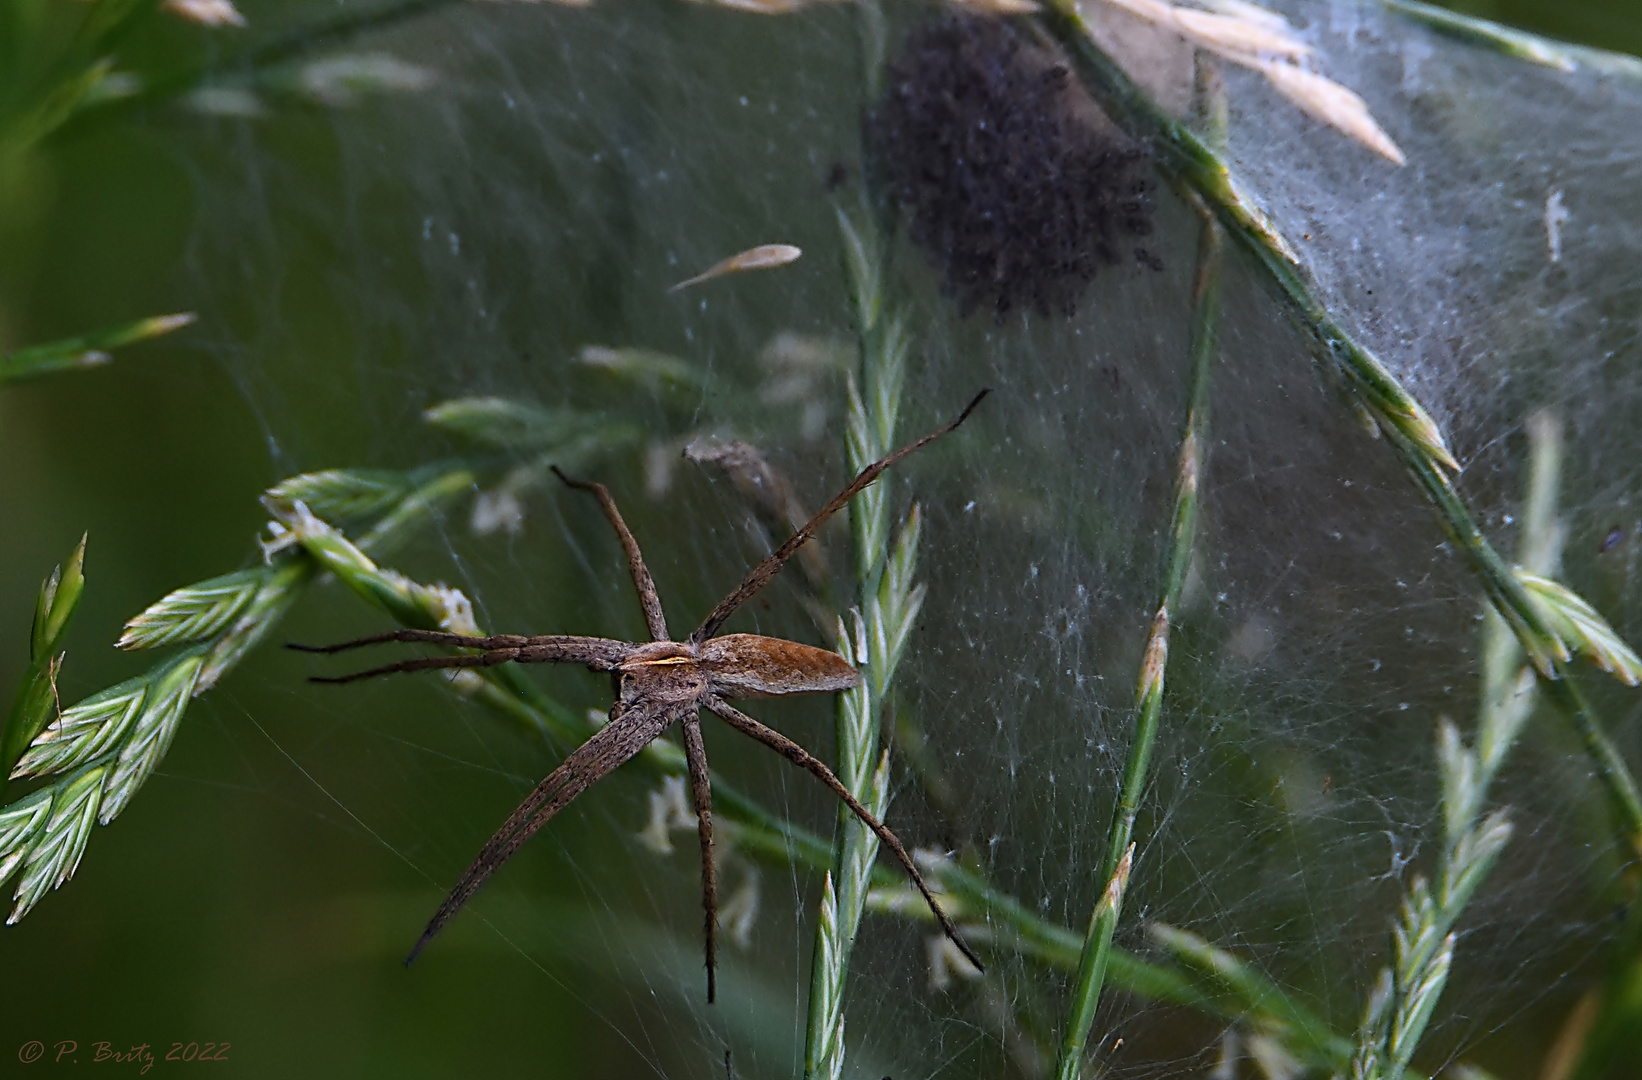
[680,714,719,1002]
[704,696,984,974]
[288,628,532,654]
[294,633,634,683]
[691,389,987,643]
[552,466,670,641]
[305,649,526,685]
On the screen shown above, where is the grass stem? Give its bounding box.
[1053,187,1223,1080]
[803,199,918,1079]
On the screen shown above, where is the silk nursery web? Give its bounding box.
[15,0,1642,1077]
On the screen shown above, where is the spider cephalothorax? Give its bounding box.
[295,392,989,1001]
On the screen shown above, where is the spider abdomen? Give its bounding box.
[699,634,859,698]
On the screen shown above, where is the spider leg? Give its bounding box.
[680,714,718,1003]
[301,635,635,682]
[289,629,531,654]
[552,466,670,642]
[691,390,988,643]
[405,697,685,965]
[308,651,520,684]
[704,696,984,974]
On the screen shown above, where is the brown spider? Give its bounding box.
[293,391,988,1001]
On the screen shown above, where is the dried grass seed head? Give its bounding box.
[866,14,1157,320]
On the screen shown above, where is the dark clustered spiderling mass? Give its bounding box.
[866,14,1158,320]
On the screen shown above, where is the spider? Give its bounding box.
[293,391,989,1001]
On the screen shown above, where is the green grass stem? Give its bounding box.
[803,202,921,1080]
[0,536,88,796]
[1052,188,1223,1080]
[0,313,194,383]
[1150,923,1357,1071]
[1372,0,1642,78]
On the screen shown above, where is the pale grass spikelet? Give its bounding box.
[258,519,299,561]
[1136,606,1170,705]
[9,765,105,923]
[577,344,707,396]
[266,469,417,522]
[866,873,955,919]
[129,312,200,339]
[1194,0,1288,32]
[445,670,488,696]
[1476,665,1535,776]
[1245,1032,1303,1080]
[809,871,847,1080]
[1388,932,1454,1073]
[185,87,265,118]
[424,583,482,637]
[1097,0,1305,60]
[718,866,761,948]
[927,933,986,991]
[100,653,204,823]
[1441,811,1513,911]
[637,775,694,855]
[1448,1064,1506,1080]
[1099,842,1135,916]
[425,397,593,449]
[118,569,262,650]
[1211,1030,1239,1080]
[699,0,809,16]
[262,497,484,637]
[161,0,247,27]
[804,192,951,1079]
[1352,967,1394,1079]
[1516,570,1642,685]
[470,489,526,536]
[298,54,438,108]
[1179,427,1201,497]
[834,754,890,940]
[1147,922,1353,1069]
[870,504,927,697]
[198,562,311,692]
[1220,173,1303,264]
[1392,879,1442,977]
[0,792,54,888]
[1435,718,1476,839]
[1087,0,1405,164]
[1255,61,1406,166]
[1357,360,1457,472]
[757,331,851,406]
[946,0,1042,14]
[834,209,881,334]
[2,312,196,382]
[669,244,802,292]
[844,378,892,571]
[11,679,146,780]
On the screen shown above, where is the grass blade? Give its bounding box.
[0,313,194,382]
